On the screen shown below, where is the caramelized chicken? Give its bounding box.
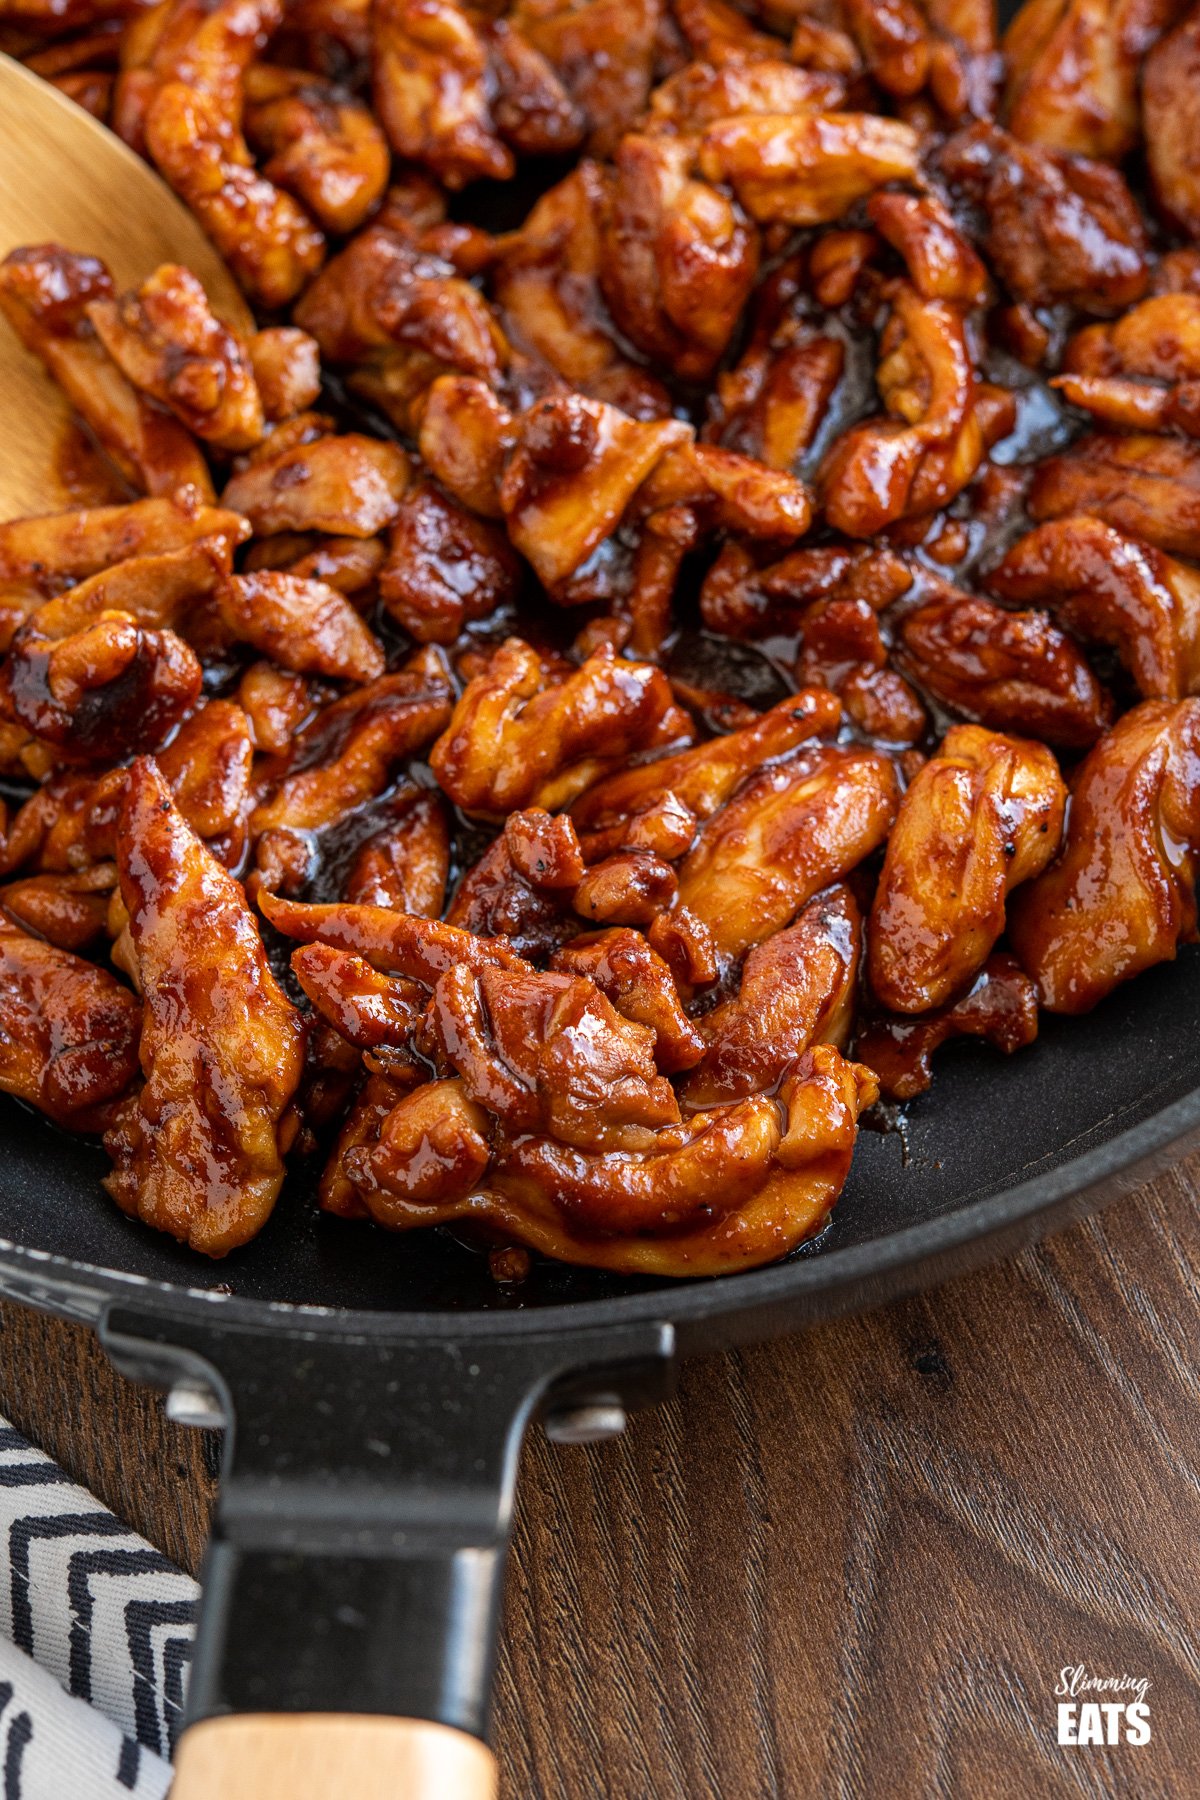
[820,284,1007,535]
[344,1045,877,1276]
[0,246,213,498]
[499,392,690,590]
[0,917,140,1128]
[572,687,842,829]
[1002,0,1177,160]
[895,589,1113,747]
[681,885,861,1106]
[103,759,306,1253]
[430,638,680,815]
[378,482,522,643]
[1144,2,1200,239]
[676,742,898,959]
[4,0,1199,1281]
[343,786,450,915]
[1008,701,1200,1011]
[697,114,921,226]
[86,263,267,453]
[868,725,1065,1013]
[551,928,703,1073]
[0,612,201,759]
[243,64,390,234]
[221,432,411,537]
[598,132,759,382]
[1053,294,1200,436]
[940,122,1148,314]
[856,953,1039,1098]
[140,0,325,308]
[989,518,1200,700]
[1028,434,1200,558]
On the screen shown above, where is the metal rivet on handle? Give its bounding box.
[543,1398,628,1445]
[165,1379,227,1430]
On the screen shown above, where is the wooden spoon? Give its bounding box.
[0,52,252,520]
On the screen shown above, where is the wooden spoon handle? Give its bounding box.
[171,1714,498,1799]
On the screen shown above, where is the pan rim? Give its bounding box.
[2,1079,1198,1340]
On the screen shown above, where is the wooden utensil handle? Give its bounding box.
[171,1713,498,1799]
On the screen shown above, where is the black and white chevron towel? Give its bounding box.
[0,1417,198,1799]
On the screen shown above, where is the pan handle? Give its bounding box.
[101,1306,675,1793]
[172,1713,496,1798]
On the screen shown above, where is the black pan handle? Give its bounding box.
[100,1303,676,1796]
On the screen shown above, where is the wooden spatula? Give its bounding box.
[0,52,253,520]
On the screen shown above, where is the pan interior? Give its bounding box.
[2,944,1197,1314]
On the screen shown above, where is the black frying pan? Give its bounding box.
[1,938,1198,1793]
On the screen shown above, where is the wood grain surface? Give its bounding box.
[1,1154,1197,1799]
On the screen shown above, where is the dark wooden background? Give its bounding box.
[1,1151,1197,1798]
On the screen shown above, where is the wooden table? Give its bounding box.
[2,1151,1197,1798]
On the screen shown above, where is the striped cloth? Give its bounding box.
[0,1418,198,1798]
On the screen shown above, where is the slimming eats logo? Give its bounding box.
[1056,1665,1151,1746]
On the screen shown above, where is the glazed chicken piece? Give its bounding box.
[676,742,899,960]
[446,809,585,959]
[80,698,255,869]
[293,224,507,397]
[430,637,681,816]
[697,113,921,226]
[480,17,586,156]
[1144,2,1200,239]
[856,953,1038,1098]
[508,0,660,155]
[1051,296,1200,436]
[868,724,1065,1014]
[865,192,990,306]
[989,518,1200,701]
[1007,700,1200,1012]
[139,0,325,309]
[0,612,201,760]
[14,535,236,650]
[242,64,390,234]
[490,164,669,415]
[372,0,512,186]
[838,0,999,116]
[0,865,115,952]
[416,375,516,516]
[820,284,1009,536]
[1027,435,1200,558]
[250,648,453,890]
[345,1044,877,1277]
[319,1071,412,1218]
[259,890,527,982]
[895,589,1113,748]
[794,594,928,747]
[289,942,428,1051]
[646,58,847,132]
[102,758,306,1253]
[700,540,913,638]
[498,392,690,591]
[0,246,213,498]
[221,431,411,538]
[0,917,139,1128]
[572,687,842,829]
[426,961,680,1152]
[939,122,1148,314]
[680,885,861,1107]
[550,928,704,1073]
[0,494,249,588]
[343,786,450,915]
[378,482,522,644]
[1002,0,1177,160]
[216,572,385,683]
[597,132,759,383]
[705,253,845,476]
[85,263,267,453]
